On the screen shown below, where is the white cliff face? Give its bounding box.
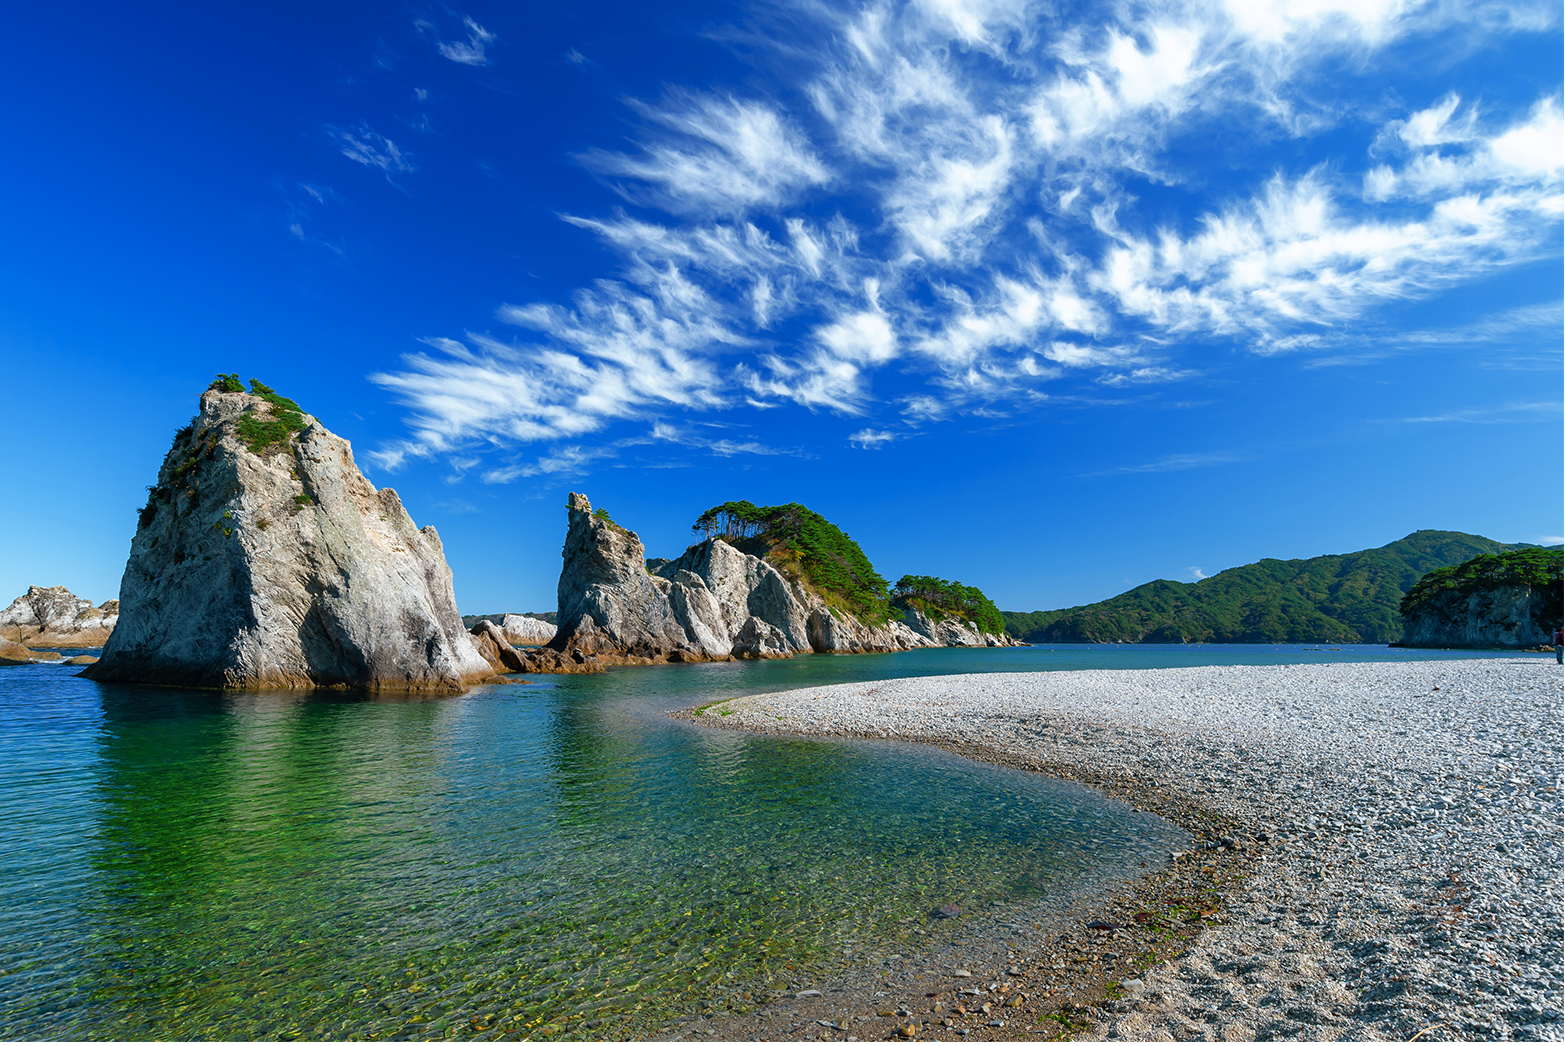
[86,388,492,691]
[1400,585,1559,648]
[547,493,1018,668]
[554,493,698,659]
[0,585,118,647]
[898,605,1019,647]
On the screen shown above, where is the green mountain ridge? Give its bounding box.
[1003,530,1557,645]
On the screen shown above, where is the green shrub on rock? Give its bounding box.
[235,378,308,453]
[893,575,1006,636]
[693,501,892,623]
[1399,548,1563,618]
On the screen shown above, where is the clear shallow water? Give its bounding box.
[0,644,1537,1039]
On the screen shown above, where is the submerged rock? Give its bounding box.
[86,382,492,691]
[0,640,62,665]
[0,585,118,648]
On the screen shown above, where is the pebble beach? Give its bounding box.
[688,658,1563,1042]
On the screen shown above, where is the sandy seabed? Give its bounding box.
[677,658,1562,1043]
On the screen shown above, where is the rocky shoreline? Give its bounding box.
[676,659,1562,1042]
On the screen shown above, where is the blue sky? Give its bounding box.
[1,0,1559,616]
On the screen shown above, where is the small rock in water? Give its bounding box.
[934,903,962,918]
[797,989,823,998]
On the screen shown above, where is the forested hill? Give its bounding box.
[1003,530,1554,644]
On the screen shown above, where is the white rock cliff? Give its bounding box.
[1400,585,1559,648]
[86,387,493,691]
[537,493,1014,670]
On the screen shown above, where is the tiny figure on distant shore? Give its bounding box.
[1554,627,1563,665]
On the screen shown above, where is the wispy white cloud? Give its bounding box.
[328,125,413,174]
[1394,401,1562,424]
[648,421,800,458]
[372,0,1562,476]
[417,15,496,66]
[848,427,899,448]
[1089,451,1254,476]
[580,91,830,215]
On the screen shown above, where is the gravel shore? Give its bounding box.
[688,658,1563,1041]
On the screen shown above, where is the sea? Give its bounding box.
[0,643,1540,1039]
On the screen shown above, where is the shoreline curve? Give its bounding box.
[676,658,1562,1042]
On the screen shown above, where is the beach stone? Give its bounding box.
[691,659,1563,1042]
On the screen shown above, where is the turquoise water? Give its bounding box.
[0,644,1537,1039]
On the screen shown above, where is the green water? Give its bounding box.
[1,643,1527,1039]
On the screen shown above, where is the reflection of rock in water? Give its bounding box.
[80,684,451,1036]
[86,383,491,691]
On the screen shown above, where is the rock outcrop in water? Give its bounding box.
[0,639,64,665]
[900,605,1014,647]
[1398,548,1562,648]
[532,492,1013,670]
[497,613,557,646]
[469,620,529,673]
[0,586,118,648]
[86,380,493,691]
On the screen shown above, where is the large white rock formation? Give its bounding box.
[536,492,1015,670]
[86,386,493,691]
[0,586,118,647]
